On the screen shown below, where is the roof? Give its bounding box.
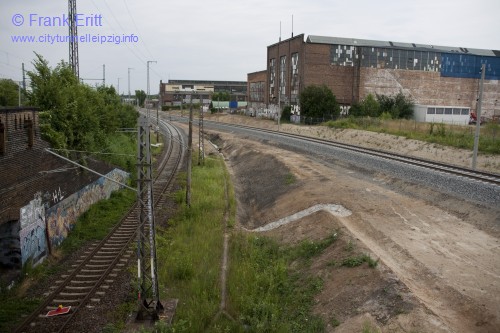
[306,35,499,57]
[167,79,247,86]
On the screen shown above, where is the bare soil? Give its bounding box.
[202,113,500,333]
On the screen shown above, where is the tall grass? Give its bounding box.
[325,118,500,154]
[154,156,327,333]
[60,189,136,254]
[156,157,227,332]
[227,235,325,333]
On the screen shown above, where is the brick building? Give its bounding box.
[248,33,500,119]
[159,79,247,107]
[0,107,118,271]
[247,70,267,112]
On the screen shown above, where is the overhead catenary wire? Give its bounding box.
[88,0,152,76]
[39,166,79,174]
[45,148,137,192]
[49,148,135,157]
[122,0,155,60]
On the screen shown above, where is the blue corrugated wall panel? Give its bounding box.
[441,53,500,80]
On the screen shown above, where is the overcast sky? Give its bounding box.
[1,0,499,95]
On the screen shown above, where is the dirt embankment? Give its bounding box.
[202,114,500,333]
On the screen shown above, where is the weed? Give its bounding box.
[290,232,338,260]
[154,156,326,332]
[327,260,337,267]
[330,317,341,327]
[284,172,297,185]
[341,256,365,267]
[362,320,381,333]
[344,240,355,252]
[325,117,500,155]
[60,189,136,254]
[341,254,378,268]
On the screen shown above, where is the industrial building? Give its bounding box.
[247,33,500,122]
[159,79,247,107]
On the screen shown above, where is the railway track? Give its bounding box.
[14,119,185,333]
[195,117,500,187]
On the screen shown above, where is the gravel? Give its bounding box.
[201,120,500,208]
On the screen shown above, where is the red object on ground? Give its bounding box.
[46,305,71,317]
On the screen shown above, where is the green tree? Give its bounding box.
[27,53,137,153]
[349,93,380,117]
[376,91,413,119]
[135,90,146,107]
[0,79,20,106]
[299,84,340,119]
[212,91,230,101]
[281,105,291,122]
[28,56,103,151]
[96,85,137,130]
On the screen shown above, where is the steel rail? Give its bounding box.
[14,121,185,333]
[198,118,500,187]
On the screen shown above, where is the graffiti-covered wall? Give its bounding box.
[19,193,46,266]
[17,168,129,266]
[45,168,129,248]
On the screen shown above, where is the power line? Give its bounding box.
[122,0,155,60]
[89,0,150,64]
[45,148,136,192]
[49,148,135,157]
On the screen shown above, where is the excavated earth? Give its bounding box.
[9,113,499,333]
[201,114,500,333]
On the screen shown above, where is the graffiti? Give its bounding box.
[340,105,351,116]
[52,187,64,203]
[20,192,43,229]
[45,169,129,248]
[19,193,47,266]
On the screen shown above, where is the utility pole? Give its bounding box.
[136,115,163,320]
[147,60,157,111]
[103,64,106,86]
[128,67,133,102]
[117,78,120,96]
[186,96,193,207]
[68,0,79,79]
[156,91,159,142]
[277,22,281,131]
[472,63,485,170]
[198,98,204,166]
[22,63,26,91]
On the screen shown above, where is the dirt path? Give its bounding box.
[195,114,500,332]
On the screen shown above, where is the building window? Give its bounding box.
[280,56,286,98]
[331,45,356,66]
[290,53,299,102]
[250,82,264,102]
[427,108,436,114]
[356,47,441,72]
[269,58,276,98]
